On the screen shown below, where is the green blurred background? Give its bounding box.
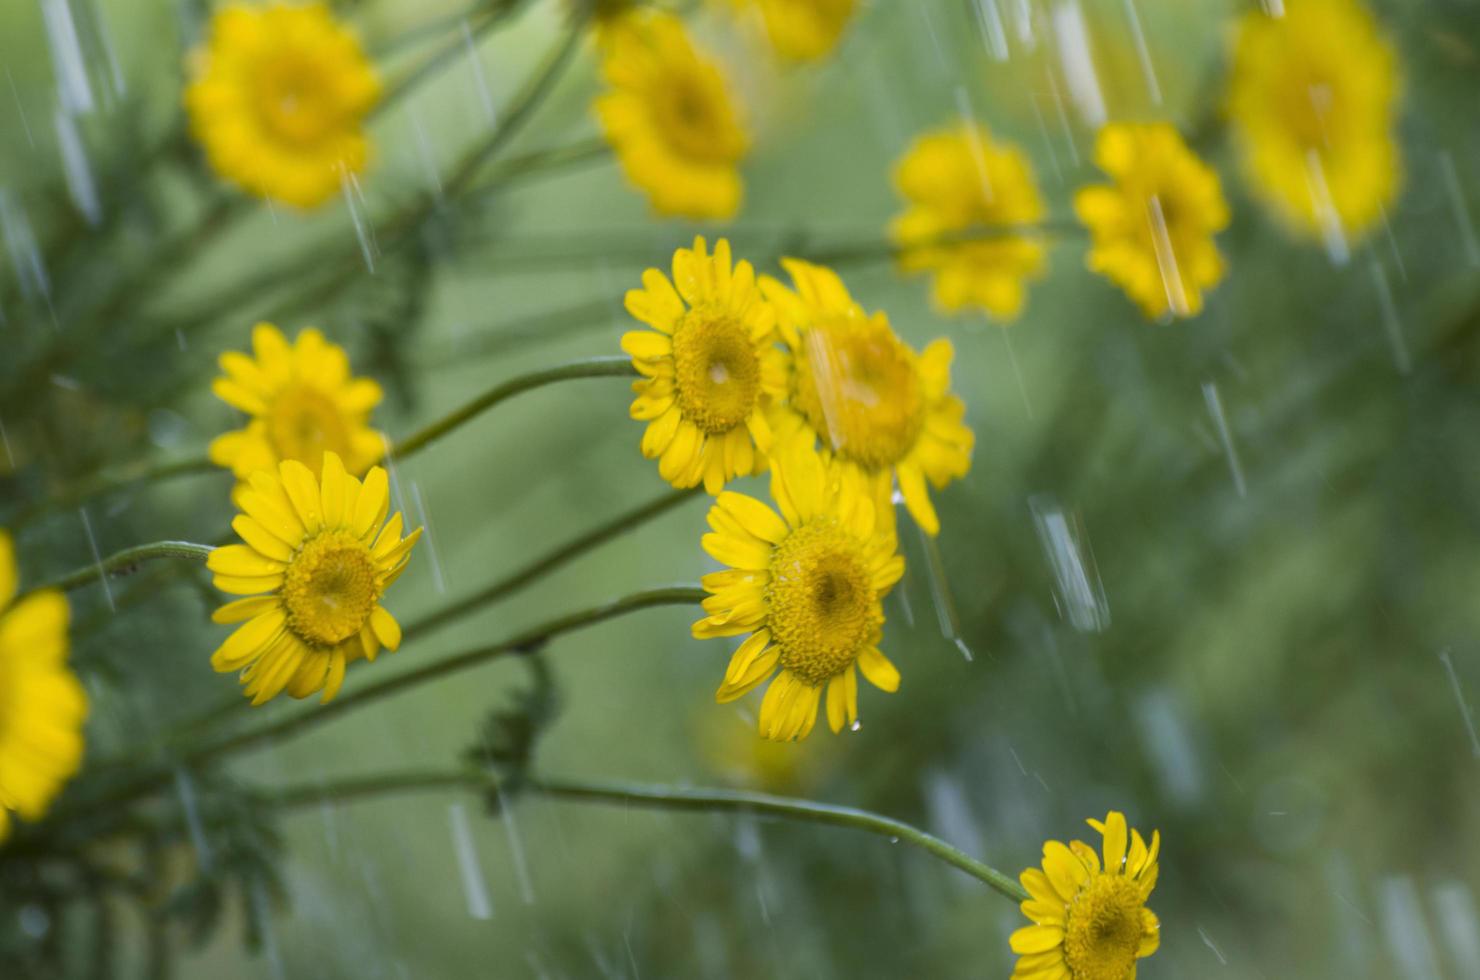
[4,0,1480,977]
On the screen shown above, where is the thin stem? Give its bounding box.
[389,355,637,460]
[463,137,612,200]
[266,768,1029,903]
[372,0,529,112]
[31,541,214,595]
[7,455,216,530]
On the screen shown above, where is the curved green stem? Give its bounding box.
[7,455,217,530]
[266,768,1029,903]
[32,541,214,595]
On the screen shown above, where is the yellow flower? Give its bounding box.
[209,323,385,488]
[594,11,749,219]
[0,531,86,842]
[729,0,858,62]
[1228,0,1401,244]
[1074,122,1230,320]
[890,122,1048,321]
[761,259,973,536]
[185,2,380,209]
[207,451,421,705]
[694,446,905,741]
[1011,811,1161,980]
[622,237,787,493]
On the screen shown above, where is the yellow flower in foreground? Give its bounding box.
[730,0,859,62]
[210,323,385,487]
[696,447,904,741]
[185,2,380,208]
[208,452,421,705]
[1228,0,1400,244]
[594,11,748,219]
[1012,811,1161,980]
[623,237,786,493]
[1074,123,1229,320]
[0,531,86,842]
[890,122,1047,321]
[762,260,973,536]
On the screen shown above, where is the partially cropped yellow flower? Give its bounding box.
[729,0,858,62]
[210,323,385,488]
[1074,123,1229,320]
[890,122,1047,321]
[594,11,748,219]
[0,531,86,842]
[695,446,904,741]
[1011,811,1161,980]
[207,452,421,705]
[185,2,380,209]
[761,260,973,536]
[1228,0,1400,243]
[622,237,787,493]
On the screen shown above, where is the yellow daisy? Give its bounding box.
[209,322,385,487]
[0,531,87,842]
[594,11,749,219]
[694,446,905,741]
[729,0,859,62]
[207,451,422,706]
[622,237,787,494]
[760,259,973,536]
[1228,0,1401,244]
[890,121,1048,321]
[185,1,381,209]
[1074,122,1230,320]
[1011,811,1161,980]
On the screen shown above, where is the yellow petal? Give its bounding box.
[856,647,900,693]
[369,606,402,651]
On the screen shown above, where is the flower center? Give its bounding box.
[792,317,925,471]
[671,307,762,435]
[255,55,341,146]
[766,520,879,686]
[656,74,737,163]
[282,531,380,647]
[1063,873,1146,980]
[266,385,353,476]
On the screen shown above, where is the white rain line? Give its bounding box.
[1437,648,1480,759]
[1439,151,1480,268]
[40,0,94,114]
[78,507,113,611]
[1202,381,1247,497]
[461,19,498,124]
[448,802,494,920]
[973,0,1010,61]
[1369,255,1410,375]
[1120,0,1161,105]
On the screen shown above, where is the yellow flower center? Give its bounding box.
[766,519,879,686]
[254,54,342,147]
[793,318,925,471]
[1063,873,1146,980]
[266,386,353,476]
[656,74,737,164]
[282,531,380,647]
[671,307,762,435]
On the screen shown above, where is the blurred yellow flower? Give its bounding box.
[1011,811,1161,980]
[1229,0,1400,246]
[890,122,1047,321]
[1074,122,1229,320]
[594,11,749,219]
[0,531,86,843]
[208,452,421,706]
[209,323,385,488]
[694,446,904,741]
[761,259,973,536]
[622,237,787,493]
[184,1,380,209]
[730,0,858,62]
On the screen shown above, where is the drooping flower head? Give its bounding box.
[622,237,787,493]
[1074,122,1230,320]
[594,11,749,219]
[695,446,905,741]
[210,323,385,488]
[1011,811,1161,980]
[1228,0,1401,245]
[761,259,973,536]
[208,452,421,705]
[890,121,1048,321]
[185,1,381,208]
[0,531,86,842]
[728,0,859,62]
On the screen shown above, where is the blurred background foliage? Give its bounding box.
[3,0,1480,977]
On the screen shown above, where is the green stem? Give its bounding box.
[7,455,217,530]
[372,0,529,113]
[31,541,214,595]
[390,355,637,460]
[266,768,1029,903]
[463,137,612,200]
